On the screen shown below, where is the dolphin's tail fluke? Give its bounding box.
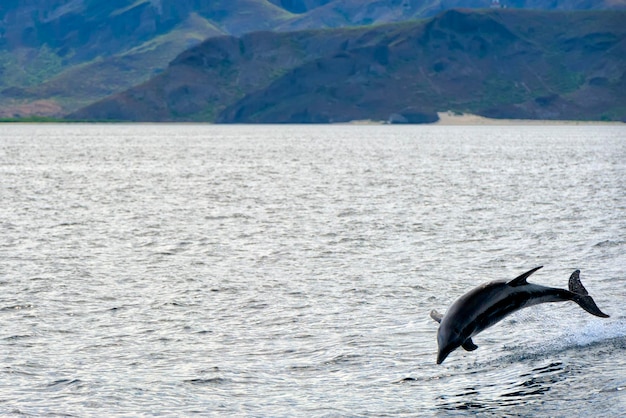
[568,270,610,318]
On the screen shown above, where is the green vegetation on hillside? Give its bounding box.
[0,45,64,88]
[1,1,625,119]
[0,116,66,123]
[68,10,626,123]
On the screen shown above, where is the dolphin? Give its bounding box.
[430,266,609,364]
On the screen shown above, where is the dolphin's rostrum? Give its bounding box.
[430,267,610,364]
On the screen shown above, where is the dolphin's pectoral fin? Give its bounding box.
[507,266,543,287]
[462,338,478,351]
[569,270,610,318]
[430,309,443,324]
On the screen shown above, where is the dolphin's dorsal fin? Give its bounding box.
[430,309,443,324]
[462,338,478,351]
[508,266,543,287]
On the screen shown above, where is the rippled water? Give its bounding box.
[1,124,625,416]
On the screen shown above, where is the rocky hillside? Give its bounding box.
[70,9,626,123]
[0,0,289,116]
[1,0,625,117]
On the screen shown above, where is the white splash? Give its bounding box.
[560,318,626,347]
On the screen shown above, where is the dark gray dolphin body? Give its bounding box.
[430,266,609,364]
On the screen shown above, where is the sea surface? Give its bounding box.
[1,124,625,417]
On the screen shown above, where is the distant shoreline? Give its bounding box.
[434,112,624,126]
[345,112,624,126]
[1,113,624,125]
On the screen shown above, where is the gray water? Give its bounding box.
[1,124,625,417]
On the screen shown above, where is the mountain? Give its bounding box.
[1,1,625,118]
[0,0,291,116]
[70,9,626,123]
[274,0,626,31]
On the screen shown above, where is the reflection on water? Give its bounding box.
[501,362,565,398]
[437,362,568,414]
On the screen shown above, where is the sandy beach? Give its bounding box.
[435,112,624,126]
[344,112,624,126]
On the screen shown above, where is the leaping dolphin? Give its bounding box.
[430,266,609,364]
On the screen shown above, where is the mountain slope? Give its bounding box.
[222,10,626,122]
[0,0,293,116]
[70,10,626,123]
[70,26,380,121]
[1,0,625,117]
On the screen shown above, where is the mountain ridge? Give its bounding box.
[1,1,625,118]
[69,9,626,123]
